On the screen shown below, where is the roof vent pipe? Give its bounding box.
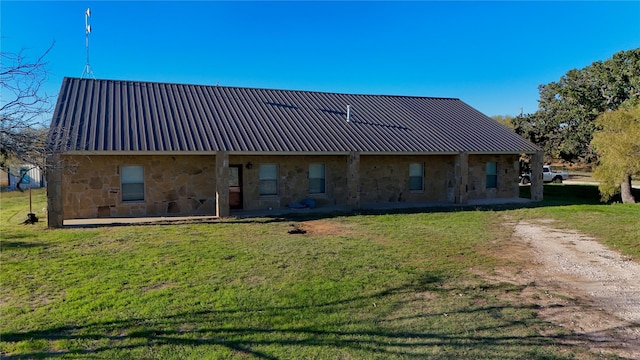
[346,105,351,122]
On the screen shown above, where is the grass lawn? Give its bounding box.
[1,187,638,359]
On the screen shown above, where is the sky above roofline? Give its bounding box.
[2,1,639,119]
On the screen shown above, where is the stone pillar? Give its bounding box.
[530,150,544,201]
[513,159,521,196]
[347,152,360,209]
[215,152,230,217]
[455,152,469,204]
[46,154,64,228]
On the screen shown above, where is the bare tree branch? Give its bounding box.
[1,42,54,177]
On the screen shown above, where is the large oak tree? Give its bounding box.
[513,48,640,163]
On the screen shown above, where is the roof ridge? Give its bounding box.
[63,76,460,101]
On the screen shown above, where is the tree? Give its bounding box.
[1,44,53,189]
[590,102,640,203]
[514,48,640,164]
[491,115,516,129]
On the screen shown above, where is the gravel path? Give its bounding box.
[513,220,640,358]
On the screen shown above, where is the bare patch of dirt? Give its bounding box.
[142,282,176,293]
[298,220,354,237]
[484,218,640,359]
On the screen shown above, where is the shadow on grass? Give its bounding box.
[220,184,638,225]
[517,183,639,206]
[0,240,46,249]
[1,274,626,359]
[0,232,40,241]
[62,184,639,229]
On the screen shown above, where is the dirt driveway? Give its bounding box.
[304,217,640,357]
[496,219,640,359]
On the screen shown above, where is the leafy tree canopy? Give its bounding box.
[514,48,640,163]
[491,115,516,129]
[591,102,640,203]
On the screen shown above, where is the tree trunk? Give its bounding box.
[620,174,636,204]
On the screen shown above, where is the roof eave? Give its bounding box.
[57,149,537,156]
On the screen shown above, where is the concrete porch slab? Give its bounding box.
[63,197,532,227]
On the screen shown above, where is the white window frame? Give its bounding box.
[309,163,326,194]
[121,165,145,202]
[259,163,278,196]
[409,163,424,191]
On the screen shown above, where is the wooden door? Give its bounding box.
[229,165,243,209]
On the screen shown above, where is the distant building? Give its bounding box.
[46,77,543,227]
[1,164,45,191]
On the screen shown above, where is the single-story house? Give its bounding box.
[46,77,543,227]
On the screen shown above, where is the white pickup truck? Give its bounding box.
[520,165,569,184]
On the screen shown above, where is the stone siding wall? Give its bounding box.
[466,154,520,200]
[359,155,455,204]
[229,155,349,210]
[61,155,216,219]
[59,153,520,220]
[230,155,458,210]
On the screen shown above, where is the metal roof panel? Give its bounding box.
[48,77,541,155]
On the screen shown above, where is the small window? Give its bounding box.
[259,164,278,196]
[486,162,497,189]
[309,163,326,194]
[409,163,424,191]
[121,165,144,201]
[19,167,31,184]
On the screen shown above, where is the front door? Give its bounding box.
[229,165,243,209]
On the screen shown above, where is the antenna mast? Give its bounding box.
[81,8,96,79]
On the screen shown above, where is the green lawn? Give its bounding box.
[1,187,638,359]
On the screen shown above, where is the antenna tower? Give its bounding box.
[81,8,96,79]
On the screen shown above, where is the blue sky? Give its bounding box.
[2,1,639,117]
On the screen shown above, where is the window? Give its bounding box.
[409,163,424,191]
[19,167,31,184]
[121,165,145,201]
[309,163,326,194]
[486,162,497,189]
[259,164,278,196]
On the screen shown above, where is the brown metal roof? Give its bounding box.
[48,77,541,154]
